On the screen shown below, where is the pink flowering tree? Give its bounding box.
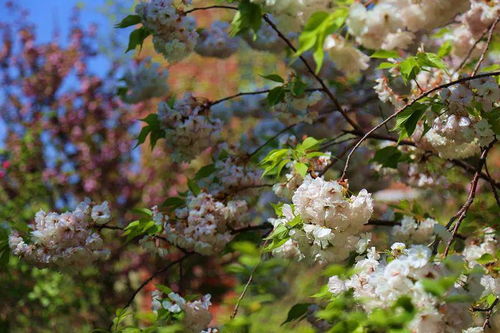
[3,0,500,332]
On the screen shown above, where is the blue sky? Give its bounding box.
[0,0,134,147]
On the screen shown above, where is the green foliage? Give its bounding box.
[295,8,349,72]
[115,15,141,28]
[230,0,262,36]
[262,75,307,106]
[482,107,500,135]
[393,102,428,140]
[371,146,411,169]
[281,303,312,325]
[0,224,10,266]
[371,50,399,59]
[398,52,448,83]
[136,114,166,149]
[126,27,151,53]
[123,209,162,242]
[259,136,325,178]
[317,293,415,333]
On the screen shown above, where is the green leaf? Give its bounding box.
[260,74,284,83]
[126,27,150,53]
[377,62,396,69]
[393,102,428,139]
[281,303,312,325]
[115,15,141,28]
[371,50,399,59]
[295,8,348,72]
[195,164,216,180]
[294,162,308,177]
[476,253,495,264]
[291,78,307,97]
[137,113,165,149]
[399,56,420,83]
[267,86,286,106]
[437,41,452,58]
[162,197,185,209]
[299,137,321,151]
[371,146,403,169]
[230,0,262,36]
[187,179,201,196]
[482,107,500,135]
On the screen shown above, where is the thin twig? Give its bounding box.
[261,14,362,132]
[183,5,237,15]
[231,265,257,319]
[472,16,500,76]
[122,253,194,309]
[340,71,500,180]
[480,297,498,330]
[209,88,323,106]
[443,141,494,257]
[454,25,490,74]
[484,162,500,207]
[247,123,296,158]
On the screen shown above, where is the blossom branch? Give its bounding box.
[340,71,500,180]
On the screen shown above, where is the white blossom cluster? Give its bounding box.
[250,0,331,26]
[391,215,441,244]
[347,0,470,50]
[446,0,500,58]
[9,200,111,268]
[416,81,497,159]
[152,290,215,333]
[324,35,369,76]
[328,244,496,333]
[373,76,405,109]
[209,157,262,195]
[157,94,222,162]
[273,153,332,200]
[160,193,248,255]
[195,21,239,59]
[121,59,169,104]
[135,0,198,63]
[463,227,498,268]
[271,175,374,263]
[406,163,448,188]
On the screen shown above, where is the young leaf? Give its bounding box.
[260,74,284,83]
[230,0,262,36]
[126,27,150,53]
[281,303,312,325]
[267,86,286,106]
[115,15,141,29]
[371,50,399,59]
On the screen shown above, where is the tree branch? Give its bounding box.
[340,71,500,180]
[443,141,494,257]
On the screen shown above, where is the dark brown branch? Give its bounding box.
[247,123,297,158]
[183,5,237,15]
[122,253,194,310]
[261,14,362,132]
[209,88,323,106]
